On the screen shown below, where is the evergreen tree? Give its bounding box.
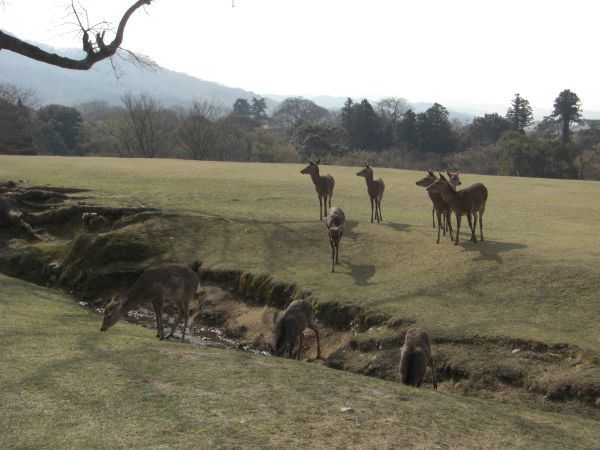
[545,89,584,143]
[397,109,418,148]
[506,93,533,132]
[250,97,268,123]
[416,103,457,154]
[232,98,251,116]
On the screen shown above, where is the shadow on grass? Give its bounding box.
[342,261,376,286]
[381,222,410,233]
[457,239,528,263]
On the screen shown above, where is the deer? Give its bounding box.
[325,206,345,273]
[426,173,487,245]
[300,159,335,221]
[399,327,437,389]
[100,262,200,343]
[416,170,454,243]
[270,299,321,360]
[356,164,385,223]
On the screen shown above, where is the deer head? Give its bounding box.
[300,159,320,175]
[327,224,343,247]
[356,164,373,178]
[425,173,449,194]
[446,170,461,189]
[415,169,437,187]
[100,297,124,332]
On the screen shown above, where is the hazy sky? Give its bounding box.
[2,0,600,111]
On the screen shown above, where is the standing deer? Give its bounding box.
[416,170,454,243]
[356,164,385,223]
[426,173,488,245]
[300,159,335,221]
[100,262,200,343]
[270,299,321,360]
[325,206,345,273]
[399,327,437,389]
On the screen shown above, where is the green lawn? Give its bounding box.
[1,274,598,449]
[1,155,599,351]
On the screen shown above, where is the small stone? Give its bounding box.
[340,407,354,413]
[511,348,521,354]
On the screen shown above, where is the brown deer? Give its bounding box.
[270,299,321,360]
[356,164,385,223]
[399,327,437,389]
[325,206,345,273]
[415,170,454,244]
[426,173,487,245]
[300,159,335,220]
[100,262,200,342]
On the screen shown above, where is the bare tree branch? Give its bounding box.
[0,0,152,70]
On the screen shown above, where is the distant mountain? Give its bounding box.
[3,42,600,121]
[0,43,277,111]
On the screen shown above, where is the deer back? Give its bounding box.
[326,207,345,228]
[273,299,314,353]
[126,263,199,311]
[399,328,432,386]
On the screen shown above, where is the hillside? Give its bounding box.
[0,44,274,109]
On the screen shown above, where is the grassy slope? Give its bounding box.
[1,274,599,449]
[1,156,599,350]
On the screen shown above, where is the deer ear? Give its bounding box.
[427,169,434,176]
[439,172,447,181]
[366,163,370,168]
[315,159,320,165]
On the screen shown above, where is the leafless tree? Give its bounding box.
[376,96,408,130]
[0,1,152,70]
[176,100,227,160]
[272,97,330,136]
[110,92,174,158]
[0,82,40,108]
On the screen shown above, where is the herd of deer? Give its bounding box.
[100,161,489,390]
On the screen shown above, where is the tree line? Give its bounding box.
[1,83,599,180]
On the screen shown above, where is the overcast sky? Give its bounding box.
[2,0,600,112]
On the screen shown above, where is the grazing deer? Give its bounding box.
[399,327,437,389]
[426,173,487,245]
[415,170,454,243]
[270,299,321,360]
[356,164,385,223]
[300,159,335,221]
[100,262,200,343]
[325,206,345,273]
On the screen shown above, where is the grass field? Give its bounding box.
[1,274,599,449]
[1,155,598,350]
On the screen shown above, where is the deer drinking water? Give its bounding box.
[356,164,384,223]
[300,159,335,221]
[399,327,437,389]
[415,170,455,243]
[270,299,321,360]
[426,173,487,245]
[100,262,200,343]
[325,206,345,273]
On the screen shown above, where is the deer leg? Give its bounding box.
[455,215,461,245]
[330,239,335,273]
[370,197,374,223]
[378,197,383,222]
[479,210,484,241]
[430,356,438,390]
[297,333,304,360]
[308,322,322,359]
[447,210,454,241]
[152,301,162,338]
[318,196,323,221]
[467,213,477,243]
[435,210,442,244]
[432,208,435,228]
